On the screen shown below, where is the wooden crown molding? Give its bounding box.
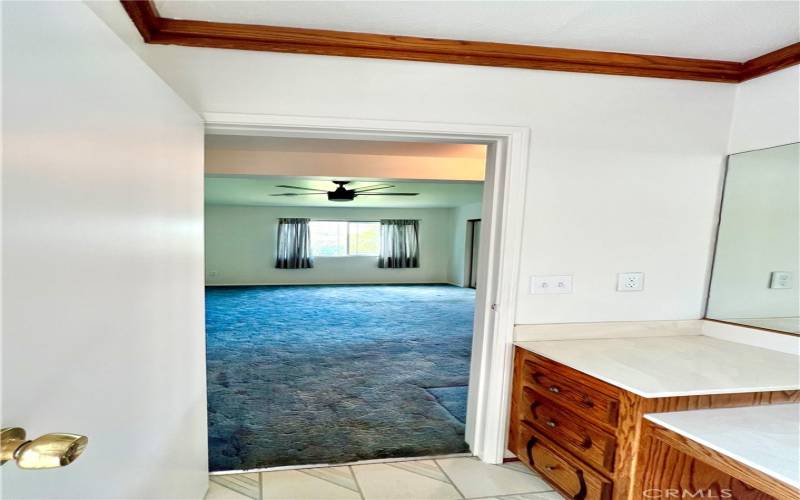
[121,0,799,83]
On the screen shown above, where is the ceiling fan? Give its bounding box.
[270,180,420,202]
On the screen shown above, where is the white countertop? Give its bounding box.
[646,404,800,489]
[515,335,800,398]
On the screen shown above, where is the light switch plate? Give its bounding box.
[769,271,792,289]
[530,275,573,294]
[617,272,644,291]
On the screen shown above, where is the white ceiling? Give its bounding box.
[206,135,487,159]
[205,176,484,208]
[155,1,799,61]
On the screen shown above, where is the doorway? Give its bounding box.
[465,219,482,289]
[205,173,484,470]
[204,112,530,467]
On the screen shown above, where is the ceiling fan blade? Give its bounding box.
[356,193,420,196]
[269,193,328,196]
[353,184,395,193]
[274,185,329,192]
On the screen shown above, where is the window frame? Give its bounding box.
[309,219,380,257]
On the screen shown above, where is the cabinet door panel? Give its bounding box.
[638,436,775,500]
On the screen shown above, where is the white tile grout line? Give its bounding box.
[348,465,366,500]
[463,491,558,500]
[500,460,541,477]
[210,452,474,475]
[298,468,364,497]
[432,458,466,499]
[433,457,557,500]
[209,475,260,500]
[385,461,453,486]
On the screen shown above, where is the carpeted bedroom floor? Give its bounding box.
[205,284,475,472]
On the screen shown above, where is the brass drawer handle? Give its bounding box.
[548,385,561,394]
[544,464,560,471]
[546,420,557,428]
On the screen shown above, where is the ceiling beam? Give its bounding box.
[120,0,798,83]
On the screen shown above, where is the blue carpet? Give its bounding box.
[205,284,475,471]
[426,386,468,423]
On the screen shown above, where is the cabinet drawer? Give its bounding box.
[520,386,617,474]
[522,359,619,428]
[517,424,612,500]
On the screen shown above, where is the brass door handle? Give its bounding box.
[1,427,88,469]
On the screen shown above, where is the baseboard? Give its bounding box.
[205,281,462,287]
[513,320,704,342]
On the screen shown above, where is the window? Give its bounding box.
[309,220,380,257]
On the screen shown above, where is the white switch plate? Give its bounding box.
[531,275,573,294]
[617,272,644,291]
[769,271,792,289]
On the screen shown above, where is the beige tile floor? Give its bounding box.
[206,457,564,500]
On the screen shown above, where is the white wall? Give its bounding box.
[90,2,737,325]
[728,67,800,154]
[91,1,738,325]
[205,205,455,285]
[448,202,483,286]
[704,65,800,337]
[1,3,207,499]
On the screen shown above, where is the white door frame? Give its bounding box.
[203,112,530,464]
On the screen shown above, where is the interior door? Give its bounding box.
[2,3,208,499]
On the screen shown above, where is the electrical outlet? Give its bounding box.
[769,271,792,289]
[617,272,644,292]
[530,275,573,294]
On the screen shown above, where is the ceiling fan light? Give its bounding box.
[327,191,356,202]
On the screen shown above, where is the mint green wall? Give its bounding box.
[205,205,460,285]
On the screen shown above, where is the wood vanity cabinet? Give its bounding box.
[508,346,799,500]
[634,420,797,500]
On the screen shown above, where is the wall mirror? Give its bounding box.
[706,142,799,335]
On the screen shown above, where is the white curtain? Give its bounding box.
[378,219,419,268]
[275,218,314,269]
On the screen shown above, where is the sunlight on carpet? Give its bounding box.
[205,284,475,471]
